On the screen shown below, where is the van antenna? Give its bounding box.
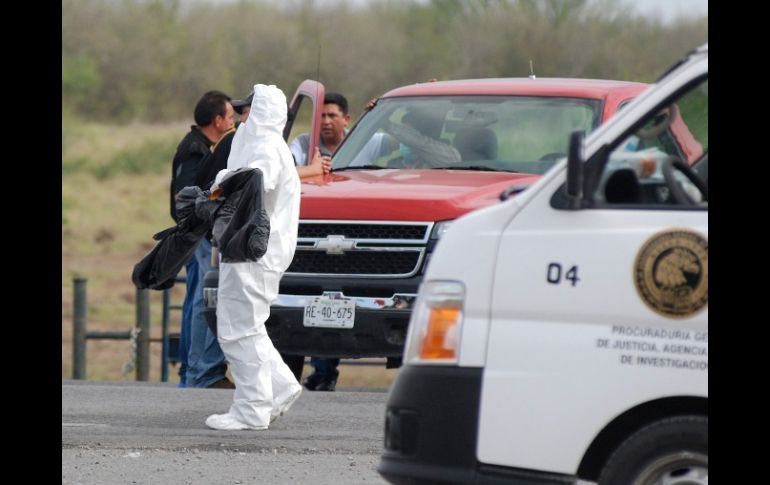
[529,60,536,80]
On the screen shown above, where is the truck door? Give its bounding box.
[285,80,325,165]
[478,75,708,473]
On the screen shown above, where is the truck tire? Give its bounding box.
[598,415,707,485]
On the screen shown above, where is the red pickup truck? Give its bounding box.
[205,77,652,368]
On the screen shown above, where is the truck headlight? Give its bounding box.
[430,220,453,239]
[422,221,454,274]
[404,280,465,365]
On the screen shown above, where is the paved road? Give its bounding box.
[62,380,391,484]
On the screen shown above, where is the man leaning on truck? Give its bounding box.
[287,92,351,391]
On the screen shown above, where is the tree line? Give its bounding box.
[62,0,707,123]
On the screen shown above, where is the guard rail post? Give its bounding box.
[135,289,151,381]
[72,277,87,380]
[161,289,171,382]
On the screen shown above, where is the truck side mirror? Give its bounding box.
[566,130,585,209]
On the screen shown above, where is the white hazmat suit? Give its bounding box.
[205,84,302,431]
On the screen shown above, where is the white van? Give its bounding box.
[379,44,707,485]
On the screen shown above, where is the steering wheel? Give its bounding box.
[661,156,708,205]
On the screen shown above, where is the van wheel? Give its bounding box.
[598,415,707,485]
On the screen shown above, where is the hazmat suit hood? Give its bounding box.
[227,84,288,173]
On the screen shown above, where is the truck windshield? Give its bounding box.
[333,96,601,174]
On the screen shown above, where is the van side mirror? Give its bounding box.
[499,184,528,201]
[566,130,585,209]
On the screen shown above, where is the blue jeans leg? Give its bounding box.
[311,357,340,378]
[178,256,199,387]
[186,239,227,388]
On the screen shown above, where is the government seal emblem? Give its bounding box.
[634,230,708,318]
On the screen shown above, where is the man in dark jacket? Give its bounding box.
[194,92,251,190]
[171,91,235,219]
[171,90,235,388]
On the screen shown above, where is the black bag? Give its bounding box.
[132,187,211,290]
[133,168,270,290]
[214,168,271,263]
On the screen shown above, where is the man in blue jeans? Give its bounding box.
[176,256,197,387]
[171,90,235,388]
[186,238,232,388]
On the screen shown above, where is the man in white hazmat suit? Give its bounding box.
[205,84,303,431]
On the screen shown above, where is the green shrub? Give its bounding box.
[62,195,77,227]
[62,157,90,176]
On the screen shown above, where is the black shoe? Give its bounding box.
[302,373,323,391]
[314,376,337,392]
[303,371,338,391]
[207,377,235,389]
[314,369,339,392]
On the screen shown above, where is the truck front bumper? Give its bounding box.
[264,292,416,358]
[203,268,418,358]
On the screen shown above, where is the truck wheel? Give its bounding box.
[598,415,707,485]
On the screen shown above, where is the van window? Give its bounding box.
[592,78,708,208]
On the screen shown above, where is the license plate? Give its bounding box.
[303,297,355,329]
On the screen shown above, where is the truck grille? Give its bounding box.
[287,250,422,277]
[288,220,432,278]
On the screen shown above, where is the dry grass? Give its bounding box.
[62,121,398,388]
[63,120,188,168]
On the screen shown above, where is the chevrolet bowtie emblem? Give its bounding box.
[316,235,355,255]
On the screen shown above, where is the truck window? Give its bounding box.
[591,78,708,208]
[335,96,601,174]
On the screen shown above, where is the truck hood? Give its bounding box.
[298,169,541,221]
